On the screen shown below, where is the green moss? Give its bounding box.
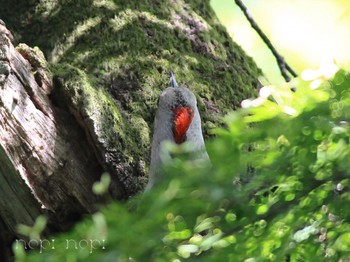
[53,63,148,154]
[16,44,48,69]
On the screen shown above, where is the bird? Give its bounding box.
[146,72,209,190]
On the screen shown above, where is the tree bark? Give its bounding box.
[0,20,110,259]
[0,0,261,260]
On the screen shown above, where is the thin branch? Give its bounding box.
[234,0,298,83]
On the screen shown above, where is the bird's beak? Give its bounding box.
[169,72,178,88]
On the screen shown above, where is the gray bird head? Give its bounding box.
[157,85,197,118]
[161,72,196,119]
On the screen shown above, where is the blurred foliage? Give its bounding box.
[19,67,350,261]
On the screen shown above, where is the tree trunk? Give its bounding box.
[0,0,261,259]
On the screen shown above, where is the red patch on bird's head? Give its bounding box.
[172,106,194,144]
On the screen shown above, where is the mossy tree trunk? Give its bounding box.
[0,0,261,259]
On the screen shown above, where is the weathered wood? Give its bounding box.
[0,144,41,229]
[0,22,108,235]
[0,143,42,261]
